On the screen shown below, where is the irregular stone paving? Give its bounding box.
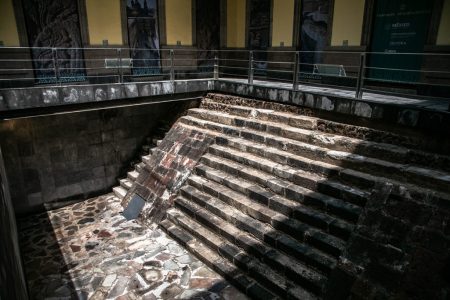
[18,193,248,300]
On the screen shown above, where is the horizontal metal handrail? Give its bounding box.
[0,47,448,102]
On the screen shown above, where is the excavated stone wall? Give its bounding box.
[0,100,198,215]
[326,182,450,300]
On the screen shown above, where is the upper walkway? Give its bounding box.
[0,47,449,131]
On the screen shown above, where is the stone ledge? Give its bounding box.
[1,78,448,134]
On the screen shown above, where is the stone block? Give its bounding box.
[397,109,419,127]
[353,101,372,118]
[124,84,138,98]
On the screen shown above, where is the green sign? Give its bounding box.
[369,0,433,83]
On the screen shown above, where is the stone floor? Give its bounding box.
[18,193,248,300]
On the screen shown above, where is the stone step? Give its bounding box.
[112,186,127,199]
[196,158,361,225]
[142,144,151,154]
[119,178,132,190]
[179,115,450,194]
[179,182,345,259]
[135,162,145,173]
[201,97,318,130]
[159,218,285,300]
[188,108,420,168]
[187,173,354,241]
[141,154,152,165]
[167,205,325,299]
[208,143,369,207]
[202,96,450,173]
[176,122,450,208]
[127,170,139,181]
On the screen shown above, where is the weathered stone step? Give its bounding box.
[112,186,127,199]
[119,178,132,190]
[179,182,345,259]
[135,162,145,173]
[127,170,139,181]
[201,97,318,130]
[197,156,362,225]
[189,108,441,172]
[159,218,288,300]
[179,115,450,194]
[203,95,450,173]
[187,173,354,241]
[207,131,450,205]
[208,143,369,207]
[167,204,325,298]
[141,154,152,165]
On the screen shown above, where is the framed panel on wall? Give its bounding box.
[196,0,220,72]
[299,0,331,77]
[21,0,86,84]
[126,0,161,76]
[248,0,271,74]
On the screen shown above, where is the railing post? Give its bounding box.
[248,51,254,85]
[117,48,122,83]
[214,53,219,80]
[355,53,366,99]
[52,48,60,84]
[293,51,299,91]
[170,49,175,84]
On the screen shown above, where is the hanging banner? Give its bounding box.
[22,0,86,84]
[300,0,330,74]
[369,0,433,83]
[127,0,161,76]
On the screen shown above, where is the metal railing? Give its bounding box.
[0,47,449,101]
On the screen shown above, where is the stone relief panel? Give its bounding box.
[196,0,220,72]
[22,0,85,83]
[127,0,161,76]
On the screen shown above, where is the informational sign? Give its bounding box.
[22,0,86,84]
[127,0,161,76]
[300,0,330,74]
[369,0,433,83]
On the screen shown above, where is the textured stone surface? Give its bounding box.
[122,123,215,225]
[18,193,248,300]
[0,100,198,215]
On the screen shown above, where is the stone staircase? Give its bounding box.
[112,125,168,199]
[158,94,450,299]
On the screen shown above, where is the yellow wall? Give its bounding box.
[272,0,295,47]
[437,0,450,45]
[331,0,365,46]
[166,0,192,45]
[227,0,246,48]
[86,0,123,45]
[0,0,20,46]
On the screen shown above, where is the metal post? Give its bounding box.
[355,53,366,99]
[52,48,60,84]
[248,51,254,85]
[118,48,123,84]
[214,54,219,80]
[293,51,299,91]
[170,49,175,84]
